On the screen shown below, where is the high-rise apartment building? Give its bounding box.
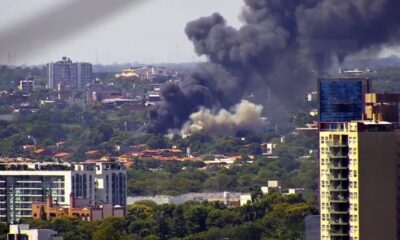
[319,77,370,122]
[77,62,92,89]
[48,57,92,90]
[319,76,400,239]
[319,121,399,240]
[0,161,126,223]
[94,161,127,207]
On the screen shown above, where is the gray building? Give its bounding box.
[48,57,92,90]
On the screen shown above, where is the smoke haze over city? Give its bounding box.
[146,0,400,133]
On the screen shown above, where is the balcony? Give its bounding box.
[328,141,348,148]
[330,197,348,203]
[330,220,349,226]
[329,154,348,159]
[330,164,348,170]
[330,175,349,181]
[330,230,349,237]
[330,208,349,215]
[330,186,348,192]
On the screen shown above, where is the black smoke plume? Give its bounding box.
[146,0,400,133]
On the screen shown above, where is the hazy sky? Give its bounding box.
[0,0,244,65]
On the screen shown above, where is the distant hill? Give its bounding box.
[343,55,400,69]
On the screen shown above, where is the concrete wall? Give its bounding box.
[358,131,398,240]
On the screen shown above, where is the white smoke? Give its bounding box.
[181,100,266,137]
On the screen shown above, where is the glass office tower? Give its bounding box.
[319,78,370,123]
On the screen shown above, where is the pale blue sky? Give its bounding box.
[0,0,244,65]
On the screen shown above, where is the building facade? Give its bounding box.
[319,121,399,240]
[364,93,400,122]
[19,79,34,95]
[0,161,126,223]
[94,161,127,207]
[77,62,92,89]
[319,77,370,122]
[48,57,92,90]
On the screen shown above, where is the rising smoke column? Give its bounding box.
[147,0,400,134]
[181,100,265,137]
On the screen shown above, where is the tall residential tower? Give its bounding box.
[319,121,399,240]
[48,57,92,90]
[318,77,400,240]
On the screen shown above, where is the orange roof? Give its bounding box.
[34,148,46,154]
[23,144,35,148]
[54,152,72,158]
[84,159,97,163]
[86,150,99,155]
[171,148,182,153]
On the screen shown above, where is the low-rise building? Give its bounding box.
[128,192,244,207]
[7,224,63,240]
[19,79,35,95]
[32,194,124,221]
[240,194,252,206]
[261,143,277,155]
[115,66,169,81]
[115,68,139,78]
[87,83,123,104]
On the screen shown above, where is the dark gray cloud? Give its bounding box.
[147,0,400,133]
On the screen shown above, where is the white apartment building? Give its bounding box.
[0,161,126,223]
[94,161,127,207]
[8,224,63,240]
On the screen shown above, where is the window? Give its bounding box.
[353,192,358,199]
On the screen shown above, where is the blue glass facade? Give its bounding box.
[319,78,370,122]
